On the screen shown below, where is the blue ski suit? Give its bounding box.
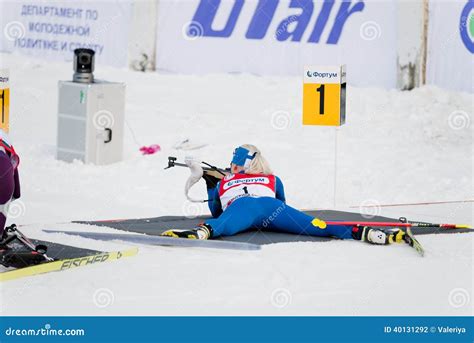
[204,173,353,239]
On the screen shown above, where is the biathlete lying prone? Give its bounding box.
[162,144,407,246]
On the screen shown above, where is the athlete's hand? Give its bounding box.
[202,170,224,189]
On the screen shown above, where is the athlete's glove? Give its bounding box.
[202,169,225,190]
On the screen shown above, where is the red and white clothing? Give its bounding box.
[218,173,277,211]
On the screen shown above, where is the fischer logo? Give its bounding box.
[188,0,365,44]
[306,71,338,78]
[60,253,110,270]
[460,0,474,53]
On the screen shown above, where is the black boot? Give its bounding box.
[0,224,52,268]
[0,224,19,248]
[0,248,50,269]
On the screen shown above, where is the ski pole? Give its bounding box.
[323,220,471,229]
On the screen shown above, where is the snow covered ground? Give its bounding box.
[0,53,472,316]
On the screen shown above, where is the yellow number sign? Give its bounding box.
[0,69,10,133]
[303,65,346,126]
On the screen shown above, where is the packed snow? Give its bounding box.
[0,53,472,316]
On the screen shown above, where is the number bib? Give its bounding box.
[218,174,276,210]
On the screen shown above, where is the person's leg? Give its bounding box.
[0,153,15,237]
[205,197,264,238]
[259,198,353,239]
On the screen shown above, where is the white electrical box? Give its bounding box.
[57,81,125,165]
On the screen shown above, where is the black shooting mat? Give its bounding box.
[75,210,474,245]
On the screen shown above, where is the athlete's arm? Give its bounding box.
[207,183,223,218]
[275,176,286,203]
[202,170,224,190]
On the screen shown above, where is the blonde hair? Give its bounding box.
[240,144,273,175]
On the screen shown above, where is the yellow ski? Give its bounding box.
[0,247,138,282]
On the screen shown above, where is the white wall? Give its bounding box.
[396,0,427,90]
[426,0,473,93]
[1,0,472,93]
[128,0,158,71]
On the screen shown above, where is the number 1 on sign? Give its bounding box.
[303,83,341,126]
[0,88,9,132]
[316,84,325,115]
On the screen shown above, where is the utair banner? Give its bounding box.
[155,0,397,88]
[187,0,363,44]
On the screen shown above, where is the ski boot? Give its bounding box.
[0,224,19,248]
[0,224,52,268]
[1,224,38,249]
[351,225,405,245]
[0,247,50,269]
[161,223,213,240]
